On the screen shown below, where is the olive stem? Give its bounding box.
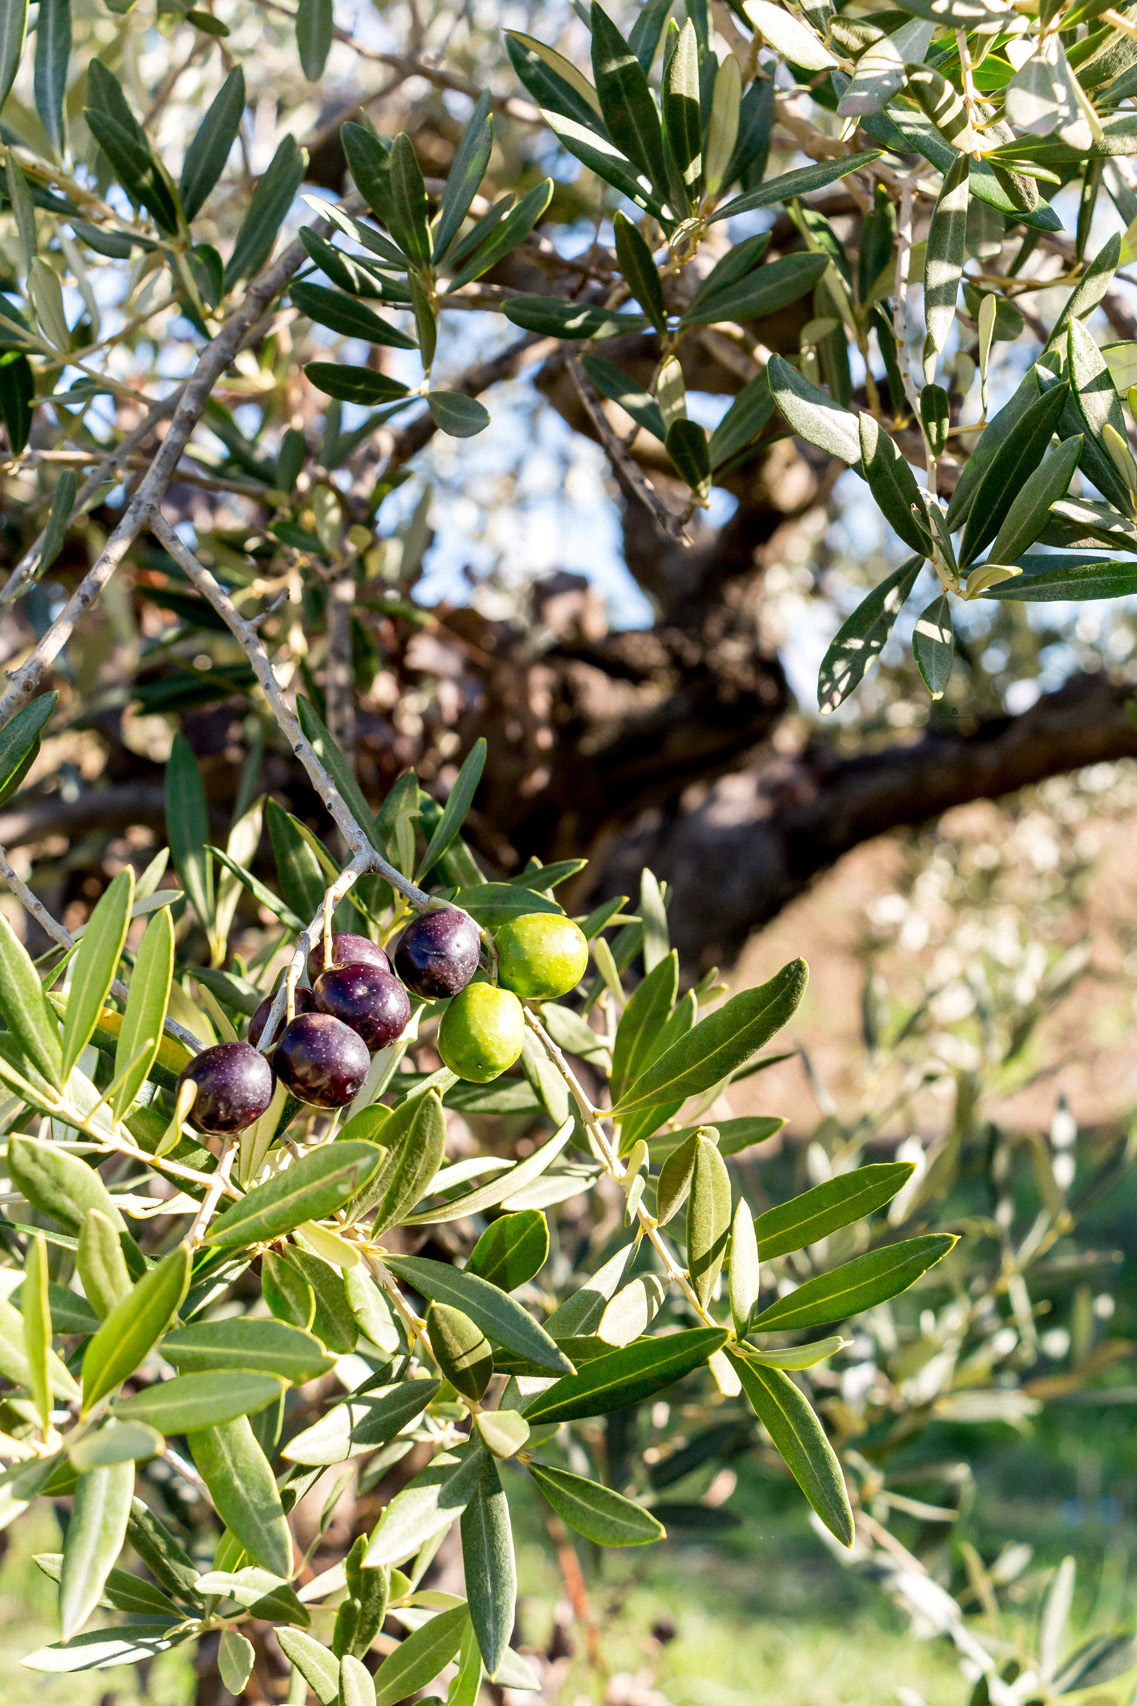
[162,1444,216,1509]
[521,1006,718,1329]
[362,1249,430,1344]
[187,1136,241,1245]
[151,517,433,912]
[254,850,375,1056]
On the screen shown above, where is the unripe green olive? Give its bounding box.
[437,983,525,1082]
[494,912,589,1000]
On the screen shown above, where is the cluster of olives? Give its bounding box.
[175,906,588,1138]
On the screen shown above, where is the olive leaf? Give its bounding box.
[687,1132,732,1308]
[0,911,61,1086]
[186,1417,292,1576]
[60,1461,135,1639]
[923,152,969,372]
[767,354,860,464]
[912,594,954,701]
[112,906,174,1120]
[728,1352,853,1547]
[373,1604,468,1703]
[750,1234,957,1332]
[523,1327,727,1423]
[613,959,807,1114]
[428,1302,493,1400]
[817,555,924,715]
[460,1452,514,1677]
[207,1142,383,1247]
[384,1254,572,1373]
[466,1209,549,1291]
[528,1462,664,1546]
[82,1245,191,1413]
[729,1199,760,1335]
[62,867,133,1079]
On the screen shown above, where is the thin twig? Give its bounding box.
[567,359,692,547]
[0,197,358,725]
[252,0,540,122]
[149,516,429,906]
[1,387,186,606]
[254,849,375,1054]
[521,1006,716,1326]
[163,1444,216,1507]
[24,448,283,503]
[325,566,357,763]
[187,1135,240,1244]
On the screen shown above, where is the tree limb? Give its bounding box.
[613,672,1137,968]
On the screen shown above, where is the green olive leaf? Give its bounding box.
[0,909,62,1086]
[81,1245,191,1413]
[384,1254,572,1374]
[186,1416,292,1576]
[728,1351,853,1547]
[750,1234,957,1332]
[612,960,807,1114]
[755,1162,916,1259]
[112,1371,285,1431]
[207,1142,384,1248]
[62,867,134,1079]
[60,1461,134,1640]
[373,1602,468,1704]
[522,1327,727,1424]
[528,1462,664,1546]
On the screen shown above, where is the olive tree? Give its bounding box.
[0,0,1135,1698]
[1,0,1137,962]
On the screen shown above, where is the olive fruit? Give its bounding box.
[312,963,411,1051]
[437,983,524,1083]
[306,931,391,985]
[393,907,481,999]
[495,912,589,1001]
[274,1012,370,1108]
[248,985,314,1049]
[177,1041,275,1135]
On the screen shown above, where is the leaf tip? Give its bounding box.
[829,1509,856,1549]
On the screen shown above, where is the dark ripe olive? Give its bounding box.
[312,963,411,1052]
[248,985,315,1049]
[177,1041,275,1135]
[274,1012,370,1108]
[393,907,481,999]
[306,931,391,985]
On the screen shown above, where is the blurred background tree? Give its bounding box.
[4,0,1137,973]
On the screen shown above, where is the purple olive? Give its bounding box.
[274,1012,370,1109]
[393,908,481,1000]
[306,932,391,986]
[312,963,411,1052]
[249,985,315,1049]
[177,1042,275,1136]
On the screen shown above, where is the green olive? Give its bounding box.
[494,912,589,1000]
[437,983,525,1082]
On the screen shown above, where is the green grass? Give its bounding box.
[508,1530,965,1706]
